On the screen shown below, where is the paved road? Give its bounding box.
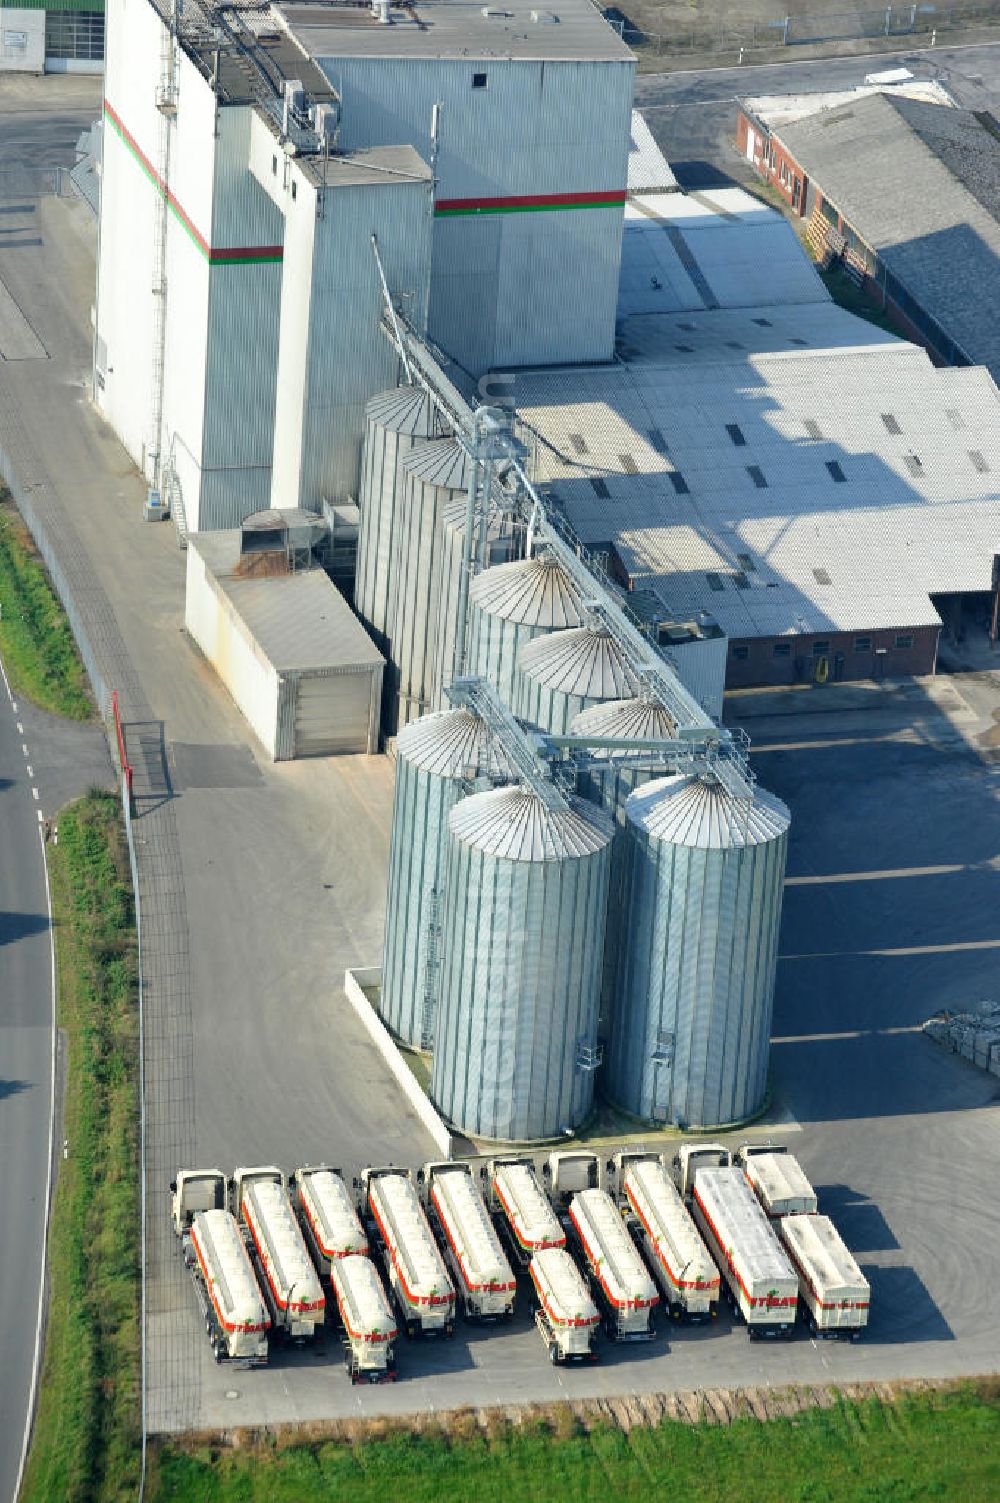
[0,665,53,1503]
[635,40,1000,186]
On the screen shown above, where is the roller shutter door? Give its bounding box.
[293,671,373,757]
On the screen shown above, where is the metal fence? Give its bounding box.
[614,0,1000,54]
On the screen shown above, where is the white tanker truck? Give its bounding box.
[691,1165,798,1339]
[171,1169,270,1363]
[568,1187,659,1340]
[233,1166,325,1341]
[358,1167,456,1338]
[421,1162,516,1321]
[291,1165,368,1275]
[329,1254,398,1381]
[529,1246,600,1363]
[486,1156,566,1268]
[614,1152,720,1321]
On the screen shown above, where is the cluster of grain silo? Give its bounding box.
[467,552,588,707]
[515,624,640,735]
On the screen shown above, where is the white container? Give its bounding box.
[294,1168,368,1275]
[490,1160,566,1265]
[743,1152,818,1218]
[241,1179,326,1338]
[330,1254,398,1379]
[427,1166,517,1318]
[622,1158,719,1319]
[691,1167,797,1336]
[569,1187,658,1338]
[779,1214,870,1337]
[529,1247,600,1362]
[189,1209,270,1361]
[367,1171,456,1334]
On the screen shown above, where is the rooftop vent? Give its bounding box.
[903,453,924,477]
[968,450,990,474]
[648,428,669,454]
[881,412,902,435]
[531,8,560,20]
[619,453,639,474]
[813,567,832,585]
[569,432,588,454]
[804,419,822,440]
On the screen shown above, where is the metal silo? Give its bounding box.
[392,439,471,732]
[430,494,472,713]
[467,553,587,709]
[355,387,435,655]
[606,773,790,1129]
[514,625,640,736]
[431,785,614,1142]
[381,708,512,1050]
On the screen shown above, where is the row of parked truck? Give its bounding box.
[170,1140,870,1380]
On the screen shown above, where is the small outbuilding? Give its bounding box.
[185,516,383,759]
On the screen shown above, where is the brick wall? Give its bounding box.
[724,625,940,689]
[736,109,808,216]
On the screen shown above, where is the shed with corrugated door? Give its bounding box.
[185,529,384,759]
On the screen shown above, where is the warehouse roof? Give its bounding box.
[276,0,633,63]
[189,531,384,672]
[742,76,955,129]
[627,111,678,194]
[509,308,1000,639]
[774,94,1000,380]
[618,188,828,317]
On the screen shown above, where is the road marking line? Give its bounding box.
[37,809,44,824]
[12,701,17,713]
[22,743,29,756]
[0,652,12,706]
[26,764,33,777]
[32,786,39,801]
[12,823,58,1503]
[16,722,24,734]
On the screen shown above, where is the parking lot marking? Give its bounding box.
[786,863,964,886]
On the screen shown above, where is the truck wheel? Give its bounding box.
[548,1341,559,1365]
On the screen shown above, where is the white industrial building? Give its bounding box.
[95,0,634,536]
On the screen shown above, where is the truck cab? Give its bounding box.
[231,1164,285,1218]
[416,1159,465,1205]
[672,1143,731,1200]
[542,1150,599,1209]
[170,1168,227,1237]
[605,1147,660,1209]
[733,1141,787,1167]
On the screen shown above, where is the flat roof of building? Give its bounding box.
[189,531,384,672]
[773,93,1000,382]
[618,188,828,318]
[628,111,678,194]
[742,77,955,129]
[508,307,1000,639]
[275,0,634,62]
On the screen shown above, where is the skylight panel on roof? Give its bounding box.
[569,432,589,454]
[619,453,639,474]
[590,477,610,498]
[804,419,822,439]
[881,413,902,434]
[813,568,832,585]
[903,454,924,477]
[826,460,847,482]
[726,423,747,447]
[746,465,768,488]
[968,450,990,473]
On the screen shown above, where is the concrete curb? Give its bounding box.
[344,967,453,1159]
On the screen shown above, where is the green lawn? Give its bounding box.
[152,1383,1000,1503]
[19,794,141,1503]
[0,492,92,719]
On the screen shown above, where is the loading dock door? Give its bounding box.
[294,672,372,756]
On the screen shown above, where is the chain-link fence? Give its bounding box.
[610,0,1000,56]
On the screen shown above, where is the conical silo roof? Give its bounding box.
[365,385,435,437]
[469,553,587,631]
[448,784,614,862]
[517,625,640,701]
[396,708,514,780]
[626,773,790,849]
[402,438,471,492]
[570,696,676,744]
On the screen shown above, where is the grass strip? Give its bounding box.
[150,1383,1000,1502]
[0,491,92,720]
[19,793,140,1503]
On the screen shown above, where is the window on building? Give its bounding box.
[894,634,914,650]
[472,72,488,89]
[272,155,277,175]
[731,644,749,660]
[812,640,830,657]
[853,636,872,652]
[291,180,297,200]
[45,9,104,59]
[773,642,791,657]
[819,198,839,226]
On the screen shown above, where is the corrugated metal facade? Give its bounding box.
[605,774,790,1128]
[316,55,635,373]
[392,439,470,732]
[431,786,614,1142]
[380,709,513,1049]
[355,387,437,657]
